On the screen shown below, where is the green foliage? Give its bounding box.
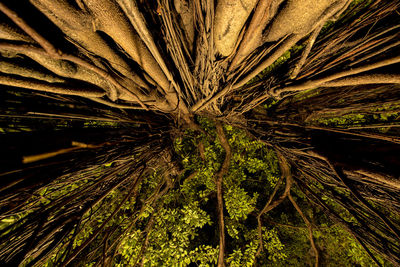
[7,116,392,266]
[170,117,283,266]
[116,229,141,266]
[227,240,258,267]
[140,204,214,266]
[263,228,287,262]
[312,108,400,129]
[246,44,305,86]
[317,113,367,127]
[114,198,217,266]
[133,117,389,266]
[315,225,387,267]
[292,88,320,101]
[224,187,258,221]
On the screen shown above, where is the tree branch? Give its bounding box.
[0,3,153,108]
[0,73,105,98]
[117,0,188,114]
[89,98,143,110]
[0,42,149,109]
[0,2,59,56]
[321,74,400,87]
[22,141,108,164]
[273,55,400,97]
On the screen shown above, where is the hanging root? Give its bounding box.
[288,193,319,267]
[290,24,324,79]
[256,151,292,257]
[215,122,232,267]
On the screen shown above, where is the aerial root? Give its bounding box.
[215,122,232,267]
[288,193,319,267]
[256,151,292,258]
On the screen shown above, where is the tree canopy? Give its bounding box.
[0,0,399,266]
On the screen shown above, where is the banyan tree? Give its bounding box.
[0,0,399,266]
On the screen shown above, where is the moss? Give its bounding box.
[263,98,279,111]
[83,120,121,128]
[313,109,400,128]
[315,113,367,127]
[320,0,373,36]
[293,88,321,101]
[351,0,373,6]
[246,50,294,86]
[371,103,400,113]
